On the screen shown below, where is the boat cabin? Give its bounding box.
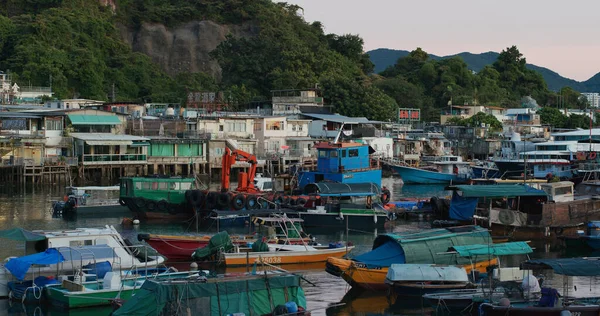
[433,155,471,175]
[539,181,574,203]
[66,186,120,206]
[119,177,195,205]
[303,182,383,213]
[298,142,381,189]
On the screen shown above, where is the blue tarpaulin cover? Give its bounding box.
[352,241,406,268]
[449,192,478,220]
[5,249,65,280]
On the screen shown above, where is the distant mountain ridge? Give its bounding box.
[368,48,600,92]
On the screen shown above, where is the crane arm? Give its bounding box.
[220,147,258,192]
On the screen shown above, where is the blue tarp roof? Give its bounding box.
[352,241,405,268]
[522,258,600,276]
[6,249,65,280]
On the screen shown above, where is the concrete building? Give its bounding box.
[440,105,507,124]
[271,89,329,115]
[44,99,103,110]
[582,93,600,108]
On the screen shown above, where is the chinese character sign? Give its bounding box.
[398,108,420,121]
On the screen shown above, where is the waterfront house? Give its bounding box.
[147,137,208,176]
[0,112,72,166]
[303,113,375,139]
[43,99,102,110]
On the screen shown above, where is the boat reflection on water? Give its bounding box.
[165,260,328,275]
[326,288,434,316]
[4,302,113,316]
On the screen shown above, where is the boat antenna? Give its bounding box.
[333,123,345,144]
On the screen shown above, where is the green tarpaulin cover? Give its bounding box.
[113,274,306,316]
[448,242,533,257]
[454,184,546,198]
[371,226,492,266]
[0,228,45,241]
[191,231,234,260]
[522,258,600,276]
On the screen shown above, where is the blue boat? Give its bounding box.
[471,162,500,179]
[389,156,472,184]
[561,221,600,250]
[297,142,382,190]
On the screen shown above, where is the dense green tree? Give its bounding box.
[537,107,566,127]
[447,112,502,131]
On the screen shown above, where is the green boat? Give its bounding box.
[112,273,308,316]
[45,270,196,309]
[119,177,196,220]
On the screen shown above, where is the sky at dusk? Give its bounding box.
[285,0,600,81]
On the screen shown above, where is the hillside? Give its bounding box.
[368,48,599,92]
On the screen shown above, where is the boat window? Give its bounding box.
[330,151,338,158]
[341,150,346,157]
[555,186,572,196]
[142,182,152,190]
[170,182,178,190]
[263,182,273,190]
[158,182,168,190]
[70,240,93,247]
[349,149,359,157]
[96,238,108,245]
[180,182,192,190]
[135,182,142,190]
[318,150,328,158]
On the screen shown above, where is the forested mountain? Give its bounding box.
[0,1,587,121]
[368,48,599,92]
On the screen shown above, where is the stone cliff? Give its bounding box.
[119,21,257,80]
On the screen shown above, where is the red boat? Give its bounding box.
[138,232,312,261]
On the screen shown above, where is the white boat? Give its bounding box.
[0,225,165,297]
[385,264,471,297]
[51,186,129,217]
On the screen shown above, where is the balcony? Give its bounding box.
[81,154,147,165]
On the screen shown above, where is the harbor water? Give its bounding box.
[0,178,597,316]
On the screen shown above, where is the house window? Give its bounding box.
[219,125,224,132]
[349,149,359,157]
[266,121,284,130]
[45,119,63,130]
[292,124,296,131]
[254,122,261,131]
[298,124,303,131]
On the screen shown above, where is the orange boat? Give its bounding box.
[224,244,354,267]
[325,226,498,290]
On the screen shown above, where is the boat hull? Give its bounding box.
[471,166,500,179]
[479,303,600,316]
[389,283,470,298]
[490,223,584,240]
[325,257,497,291]
[141,234,310,261]
[224,246,353,267]
[46,285,138,308]
[493,161,529,177]
[390,165,468,184]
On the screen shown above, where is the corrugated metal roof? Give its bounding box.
[301,113,380,124]
[68,114,121,125]
[70,133,149,141]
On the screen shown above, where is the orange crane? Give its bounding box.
[221,147,259,193]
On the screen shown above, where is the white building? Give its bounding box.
[581,93,600,108]
[44,99,103,110]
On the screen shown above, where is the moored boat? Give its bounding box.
[560,221,600,250]
[51,186,129,218]
[389,155,472,184]
[385,264,472,298]
[112,273,310,316]
[325,225,497,290]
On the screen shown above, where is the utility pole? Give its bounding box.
[111,83,116,102]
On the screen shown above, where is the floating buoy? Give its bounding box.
[190,262,198,271]
[133,219,140,225]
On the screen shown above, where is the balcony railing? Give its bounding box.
[81,154,147,163]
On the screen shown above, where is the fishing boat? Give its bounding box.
[421,241,534,313]
[45,269,195,309]
[51,186,128,218]
[119,176,197,220]
[139,217,314,261]
[447,182,592,240]
[192,216,352,266]
[471,160,501,179]
[385,264,472,298]
[0,226,164,297]
[479,258,600,315]
[325,226,497,291]
[560,221,600,250]
[294,182,394,229]
[389,155,472,184]
[112,273,310,316]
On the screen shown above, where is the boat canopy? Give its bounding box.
[447,242,533,257]
[303,182,381,197]
[113,275,306,316]
[453,184,546,198]
[386,264,468,283]
[352,226,491,268]
[5,248,65,280]
[0,228,45,241]
[521,258,600,276]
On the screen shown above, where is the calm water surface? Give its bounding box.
[0,178,594,316]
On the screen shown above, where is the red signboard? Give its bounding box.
[398,108,420,122]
